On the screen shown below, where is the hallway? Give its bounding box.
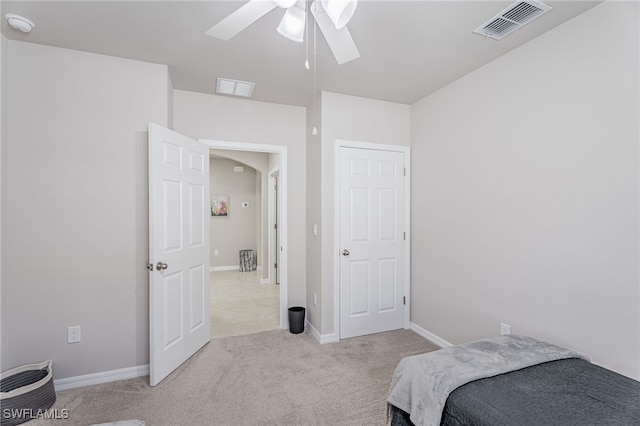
[210,270,280,338]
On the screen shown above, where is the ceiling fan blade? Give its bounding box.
[206,0,278,41]
[310,2,360,65]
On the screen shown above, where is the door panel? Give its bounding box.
[189,184,205,247]
[149,123,210,386]
[350,188,369,242]
[377,258,397,312]
[189,265,206,331]
[349,260,369,316]
[163,272,183,348]
[339,147,405,339]
[164,181,182,251]
[378,189,397,240]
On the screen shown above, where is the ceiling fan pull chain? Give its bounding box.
[305,0,310,69]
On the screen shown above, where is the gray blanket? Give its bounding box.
[386,334,588,426]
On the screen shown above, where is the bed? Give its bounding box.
[387,335,640,426]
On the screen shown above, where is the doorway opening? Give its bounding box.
[202,139,288,338]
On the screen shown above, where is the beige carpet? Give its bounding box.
[211,270,279,338]
[33,329,439,426]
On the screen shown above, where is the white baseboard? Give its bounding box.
[306,321,339,344]
[54,364,149,391]
[210,265,239,272]
[410,322,453,348]
[210,265,264,272]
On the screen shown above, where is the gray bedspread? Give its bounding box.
[441,357,640,426]
[387,334,588,426]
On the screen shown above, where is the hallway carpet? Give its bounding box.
[211,270,279,338]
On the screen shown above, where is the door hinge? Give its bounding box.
[403,296,406,305]
[404,167,406,177]
[274,224,278,230]
[274,263,277,269]
[404,232,406,241]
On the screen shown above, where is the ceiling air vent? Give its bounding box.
[473,1,553,40]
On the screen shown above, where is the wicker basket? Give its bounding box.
[0,360,56,426]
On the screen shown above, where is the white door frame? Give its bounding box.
[200,139,288,329]
[268,168,279,285]
[333,139,411,339]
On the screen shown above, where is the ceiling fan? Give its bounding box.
[205,0,360,65]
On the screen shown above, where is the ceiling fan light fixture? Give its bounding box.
[274,0,297,8]
[320,0,357,29]
[277,4,306,43]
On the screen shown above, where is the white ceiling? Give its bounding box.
[1,1,601,106]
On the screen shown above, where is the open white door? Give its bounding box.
[339,146,406,339]
[148,123,210,386]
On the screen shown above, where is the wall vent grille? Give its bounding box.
[473,1,552,40]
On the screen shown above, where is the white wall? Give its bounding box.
[4,41,170,379]
[210,149,270,277]
[411,1,639,379]
[306,94,321,331]
[210,158,258,267]
[0,34,8,372]
[173,90,307,307]
[318,92,410,335]
[167,75,174,129]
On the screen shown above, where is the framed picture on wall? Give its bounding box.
[211,195,229,217]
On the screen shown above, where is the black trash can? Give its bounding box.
[288,306,305,334]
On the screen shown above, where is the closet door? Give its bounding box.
[339,146,406,339]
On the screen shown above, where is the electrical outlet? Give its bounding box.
[500,322,511,335]
[67,326,81,343]
[313,292,318,306]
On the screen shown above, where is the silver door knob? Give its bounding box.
[342,249,350,256]
[156,262,168,270]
